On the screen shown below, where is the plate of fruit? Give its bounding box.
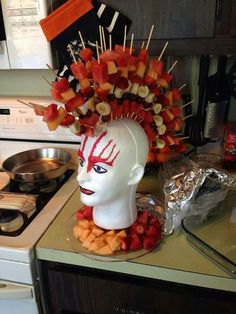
[67,193,165,261]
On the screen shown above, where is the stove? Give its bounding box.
[0,97,80,313]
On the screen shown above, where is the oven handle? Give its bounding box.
[0,282,33,300]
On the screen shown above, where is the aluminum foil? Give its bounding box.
[163,159,236,235]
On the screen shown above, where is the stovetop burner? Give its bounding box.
[0,169,74,237]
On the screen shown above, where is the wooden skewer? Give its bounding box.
[78,31,86,49]
[129,33,134,55]
[178,136,190,141]
[145,24,154,50]
[101,26,107,51]
[178,83,186,91]
[183,113,193,120]
[17,99,33,108]
[109,34,112,50]
[46,63,58,78]
[28,101,45,109]
[96,41,100,64]
[180,100,194,109]
[99,25,103,52]
[68,45,77,64]
[123,25,127,52]
[41,75,52,86]
[167,60,178,73]
[158,41,168,61]
[141,41,145,49]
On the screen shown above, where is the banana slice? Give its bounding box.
[153,115,163,127]
[145,93,155,103]
[138,85,149,98]
[124,80,132,93]
[156,138,166,149]
[114,87,124,99]
[157,124,167,135]
[69,120,81,134]
[96,101,111,116]
[152,103,162,114]
[130,83,139,95]
[78,103,88,115]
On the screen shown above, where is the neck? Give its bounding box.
[93,186,137,229]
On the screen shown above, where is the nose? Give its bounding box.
[77,164,90,184]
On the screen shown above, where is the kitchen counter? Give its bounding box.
[36,174,236,293]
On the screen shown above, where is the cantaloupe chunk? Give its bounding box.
[88,238,105,251]
[107,61,117,74]
[91,226,104,237]
[82,233,96,249]
[116,229,127,238]
[79,229,91,242]
[47,107,67,131]
[107,236,121,252]
[89,220,95,227]
[61,88,76,102]
[105,230,116,236]
[73,225,84,238]
[95,244,113,255]
[78,219,90,229]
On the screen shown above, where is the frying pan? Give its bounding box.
[2,148,71,183]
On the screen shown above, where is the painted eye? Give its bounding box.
[79,158,84,167]
[93,164,107,174]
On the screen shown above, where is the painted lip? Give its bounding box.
[80,186,94,195]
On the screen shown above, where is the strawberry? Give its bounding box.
[120,237,130,251]
[161,72,173,82]
[146,225,161,238]
[60,113,75,126]
[129,234,142,250]
[137,210,149,225]
[149,217,160,225]
[143,236,158,250]
[76,210,85,220]
[150,85,160,97]
[43,103,58,122]
[108,72,121,84]
[51,78,70,92]
[116,77,129,90]
[132,223,145,235]
[82,206,93,220]
[96,86,109,101]
[80,86,94,98]
[172,87,181,101]
[156,95,170,107]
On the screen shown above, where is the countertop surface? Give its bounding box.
[36,174,236,293]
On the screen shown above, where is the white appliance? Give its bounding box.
[0,0,53,69]
[0,97,81,313]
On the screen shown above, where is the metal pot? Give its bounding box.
[2,148,71,182]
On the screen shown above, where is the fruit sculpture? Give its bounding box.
[26,26,191,164]
[73,205,163,255]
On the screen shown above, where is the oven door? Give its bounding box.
[0,280,41,314]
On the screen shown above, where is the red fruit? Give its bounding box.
[162,72,173,82]
[149,217,160,225]
[170,105,181,117]
[129,234,142,250]
[113,104,123,119]
[159,145,170,154]
[79,48,93,62]
[128,55,138,66]
[149,59,164,76]
[76,211,85,220]
[117,52,130,67]
[82,205,93,220]
[123,99,130,115]
[116,77,129,90]
[60,113,75,126]
[100,49,120,62]
[65,94,84,112]
[143,111,154,124]
[114,44,132,54]
[137,210,149,225]
[128,73,143,84]
[156,95,170,107]
[52,78,70,92]
[138,48,149,64]
[130,101,141,114]
[146,225,161,238]
[172,87,181,101]
[92,62,109,84]
[156,153,169,163]
[143,74,155,86]
[96,86,109,101]
[70,62,88,80]
[144,124,156,142]
[143,236,158,250]
[109,99,118,112]
[120,237,130,251]
[132,223,145,235]
[108,72,121,84]
[150,85,161,97]
[86,113,100,127]
[80,86,94,98]
[162,109,174,123]
[178,143,187,153]
[43,103,58,122]
[50,87,63,101]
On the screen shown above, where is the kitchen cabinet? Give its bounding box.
[101,0,236,55]
[38,260,236,314]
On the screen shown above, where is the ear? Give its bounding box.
[128,163,145,186]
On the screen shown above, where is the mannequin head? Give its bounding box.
[77,118,149,229]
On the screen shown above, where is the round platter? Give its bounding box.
[67,193,165,262]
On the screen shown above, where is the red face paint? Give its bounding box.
[79,131,120,172]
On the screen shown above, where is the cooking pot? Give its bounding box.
[2,148,71,182]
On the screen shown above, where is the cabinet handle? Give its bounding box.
[215,0,223,21]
